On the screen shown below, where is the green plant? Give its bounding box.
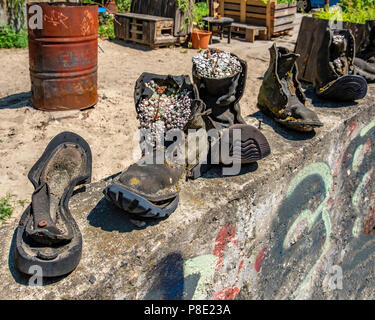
[0,194,14,223]
[193,1,210,29]
[178,0,209,31]
[116,0,132,13]
[98,14,115,39]
[313,0,375,24]
[262,0,297,3]
[0,25,28,48]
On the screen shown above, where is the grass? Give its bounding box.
[0,193,27,224]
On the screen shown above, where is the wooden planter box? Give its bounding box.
[114,13,187,49]
[130,0,190,37]
[215,0,297,38]
[295,16,367,83]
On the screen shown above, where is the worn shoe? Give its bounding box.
[14,132,92,278]
[354,20,375,82]
[104,73,207,219]
[193,49,271,163]
[314,28,367,101]
[258,44,323,132]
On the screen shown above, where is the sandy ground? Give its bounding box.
[0,17,300,222]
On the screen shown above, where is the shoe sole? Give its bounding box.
[317,75,368,101]
[227,124,271,164]
[14,132,92,278]
[103,184,179,219]
[257,103,323,132]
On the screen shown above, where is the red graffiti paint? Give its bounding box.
[349,122,357,135]
[254,247,268,272]
[213,287,240,300]
[364,139,371,153]
[213,224,236,271]
[237,260,244,276]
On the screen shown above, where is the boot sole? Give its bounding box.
[257,103,323,132]
[227,124,271,164]
[103,183,179,219]
[317,75,368,101]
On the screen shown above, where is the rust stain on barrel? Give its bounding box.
[27,3,98,111]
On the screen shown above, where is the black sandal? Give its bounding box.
[14,132,92,278]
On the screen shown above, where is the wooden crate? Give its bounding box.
[130,0,191,36]
[295,16,367,83]
[214,0,296,38]
[114,13,187,49]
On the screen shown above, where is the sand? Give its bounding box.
[0,25,298,222]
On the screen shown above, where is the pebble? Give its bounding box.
[193,49,242,79]
[136,80,192,145]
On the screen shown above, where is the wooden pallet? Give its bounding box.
[231,22,267,42]
[114,13,187,49]
[213,0,296,38]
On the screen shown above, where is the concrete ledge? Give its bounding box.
[1,88,375,299]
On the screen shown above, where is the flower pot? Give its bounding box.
[191,29,212,49]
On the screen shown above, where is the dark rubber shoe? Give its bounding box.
[104,161,183,219]
[258,44,323,132]
[14,132,92,278]
[313,28,368,101]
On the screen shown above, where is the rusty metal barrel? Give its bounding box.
[27,2,98,111]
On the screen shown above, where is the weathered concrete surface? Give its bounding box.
[1,86,375,299]
[1,13,375,300]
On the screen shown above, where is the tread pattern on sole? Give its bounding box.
[228,124,271,164]
[103,184,179,219]
[317,75,368,101]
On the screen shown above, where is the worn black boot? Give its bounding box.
[257,44,323,132]
[193,49,271,164]
[104,73,208,219]
[354,20,375,82]
[314,28,367,101]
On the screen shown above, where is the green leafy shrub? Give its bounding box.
[313,0,375,24]
[193,1,209,29]
[0,25,28,48]
[98,14,115,39]
[262,0,297,3]
[116,0,132,13]
[178,0,209,30]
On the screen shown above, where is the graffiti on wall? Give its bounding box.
[258,120,375,299]
[145,120,375,300]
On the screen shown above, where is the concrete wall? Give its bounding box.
[1,92,375,300]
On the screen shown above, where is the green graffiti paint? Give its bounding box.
[352,143,365,173]
[183,254,218,300]
[282,163,333,300]
[352,217,361,238]
[352,170,372,208]
[360,120,375,137]
[284,163,333,250]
